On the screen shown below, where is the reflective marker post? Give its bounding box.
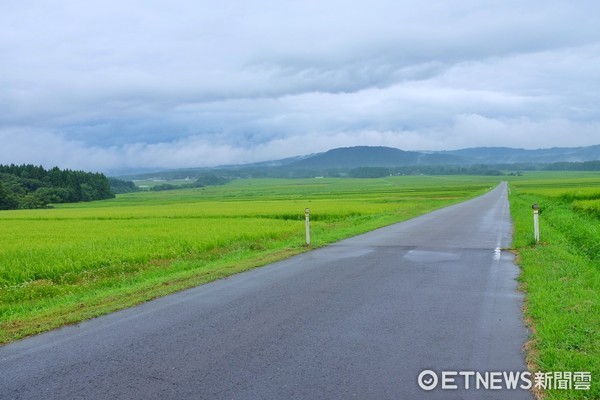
[532,203,540,243]
[305,208,311,245]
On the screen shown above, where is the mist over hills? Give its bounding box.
[118,145,600,180]
[440,145,600,164]
[286,145,600,168]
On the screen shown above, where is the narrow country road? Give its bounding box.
[0,182,530,399]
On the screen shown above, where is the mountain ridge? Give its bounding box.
[286,144,600,169]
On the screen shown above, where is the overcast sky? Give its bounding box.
[1,0,599,173]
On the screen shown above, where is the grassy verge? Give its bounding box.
[509,182,599,399]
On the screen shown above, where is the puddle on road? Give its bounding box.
[313,247,375,262]
[403,249,461,263]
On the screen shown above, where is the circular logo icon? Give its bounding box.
[418,370,438,391]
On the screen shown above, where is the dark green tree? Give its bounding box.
[0,182,19,210]
[0,164,116,209]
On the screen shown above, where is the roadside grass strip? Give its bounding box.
[508,174,599,399]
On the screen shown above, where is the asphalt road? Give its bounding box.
[0,182,530,399]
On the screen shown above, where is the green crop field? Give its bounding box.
[507,172,599,399]
[0,176,500,344]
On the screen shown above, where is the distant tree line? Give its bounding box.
[207,165,507,179]
[0,164,114,210]
[349,167,391,178]
[149,174,230,191]
[543,161,600,171]
[348,165,506,177]
[108,177,138,194]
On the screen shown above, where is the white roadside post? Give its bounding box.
[305,207,311,245]
[532,203,540,243]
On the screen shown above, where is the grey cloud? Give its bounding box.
[1,0,599,171]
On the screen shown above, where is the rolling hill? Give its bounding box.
[286,145,600,169]
[288,146,464,168]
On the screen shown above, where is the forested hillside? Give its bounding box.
[0,164,114,210]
